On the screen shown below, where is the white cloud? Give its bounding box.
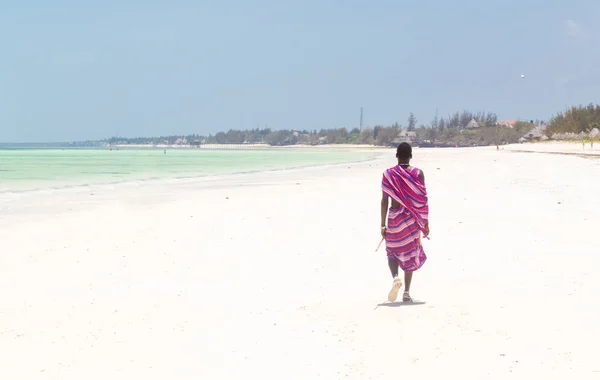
[564,19,587,40]
[554,77,570,88]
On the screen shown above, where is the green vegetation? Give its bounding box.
[546,103,600,137]
[415,121,534,147]
[92,104,600,147]
[102,109,511,147]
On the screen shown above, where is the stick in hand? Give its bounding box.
[375,237,385,252]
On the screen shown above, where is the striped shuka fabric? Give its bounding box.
[382,165,429,272]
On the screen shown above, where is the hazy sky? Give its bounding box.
[1,1,599,142]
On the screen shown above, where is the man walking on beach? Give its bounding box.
[380,143,429,302]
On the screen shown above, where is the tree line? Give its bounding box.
[104,109,503,147]
[101,103,600,147]
[546,103,600,137]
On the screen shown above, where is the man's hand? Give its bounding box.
[381,226,387,238]
[423,222,430,238]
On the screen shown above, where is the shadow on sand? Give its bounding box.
[374,301,426,310]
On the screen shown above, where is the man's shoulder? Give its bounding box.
[415,167,425,181]
[383,166,398,175]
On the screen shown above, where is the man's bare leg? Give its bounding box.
[403,271,413,302]
[404,271,413,291]
[388,258,399,278]
[387,258,402,302]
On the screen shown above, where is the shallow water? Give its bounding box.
[0,147,378,193]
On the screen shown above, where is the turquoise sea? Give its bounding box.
[0,146,378,193]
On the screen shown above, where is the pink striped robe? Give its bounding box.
[382,165,429,272]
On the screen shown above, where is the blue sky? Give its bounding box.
[1,1,599,142]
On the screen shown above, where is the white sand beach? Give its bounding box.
[504,141,600,156]
[1,145,599,379]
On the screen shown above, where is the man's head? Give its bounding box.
[396,142,412,162]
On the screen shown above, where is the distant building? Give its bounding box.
[392,130,417,146]
[521,124,548,142]
[465,119,481,130]
[497,120,518,128]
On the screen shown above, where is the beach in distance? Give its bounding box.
[0,142,599,379]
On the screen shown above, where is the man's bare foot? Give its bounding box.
[388,277,403,302]
[402,291,413,302]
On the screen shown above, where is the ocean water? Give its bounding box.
[0,147,378,193]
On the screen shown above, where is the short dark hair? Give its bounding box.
[396,142,412,160]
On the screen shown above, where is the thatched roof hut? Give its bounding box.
[465,119,480,129]
[392,130,417,146]
[523,124,548,140]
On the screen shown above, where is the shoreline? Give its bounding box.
[0,154,389,229]
[0,150,387,198]
[5,142,597,196]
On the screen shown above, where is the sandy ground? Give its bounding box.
[504,141,600,156]
[1,146,599,379]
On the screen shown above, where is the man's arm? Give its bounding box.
[380,191,389,228]
[418,169,425,184]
